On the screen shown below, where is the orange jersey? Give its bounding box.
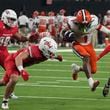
[72,42,97,73]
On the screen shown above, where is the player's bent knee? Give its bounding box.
[91,69,97,74]
[10,74,19,83]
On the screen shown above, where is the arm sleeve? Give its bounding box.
[97,25,110,35]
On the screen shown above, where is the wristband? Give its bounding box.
[17,65,24,72]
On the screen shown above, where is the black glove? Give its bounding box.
[61,29,76,43]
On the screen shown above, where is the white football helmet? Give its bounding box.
[1,9,17,27]
[39,37,57,58]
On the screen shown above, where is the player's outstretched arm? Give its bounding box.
[15,50,30,81]
[54,54,63,62]
[13,32,40,42]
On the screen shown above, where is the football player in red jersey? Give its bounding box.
[61,9,110,92]
[0,9,39,100]
[0,37,62,109]
[0,9,39,70]
[0,9,41,101]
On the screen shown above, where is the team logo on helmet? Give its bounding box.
[76,9,92,24]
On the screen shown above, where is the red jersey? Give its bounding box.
[3,45,47,84]
[0,21,18,69]
[0,21,18,48]
[5,45,47,70]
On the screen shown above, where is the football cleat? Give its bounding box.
[91,80,100,91]
[71,63,80,80]
[102,77,110,97]
[9,93,18,99]
[103,84,109,97]
[1,101,9,110]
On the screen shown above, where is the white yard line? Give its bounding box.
[26,68,110,74]
[25,63,109,67]
[17,83,103,89]
[37,81,60,84]
[57,48,104,52]
[9,95,110,101]
[0,94,109,101]
[0,72,109,81]
[9,48,104,53]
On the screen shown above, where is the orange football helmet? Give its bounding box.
[76,9,92,24]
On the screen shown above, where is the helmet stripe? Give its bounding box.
[82,9,87,23]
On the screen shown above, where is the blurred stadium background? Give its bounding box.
[0,0,110,16]
[0,0,110,48]
[0,0,110,110]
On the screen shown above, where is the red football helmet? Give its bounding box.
[76,9,92,24]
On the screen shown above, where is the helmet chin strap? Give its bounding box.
[4,24,11,28]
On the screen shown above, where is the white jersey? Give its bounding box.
[56,15,69,33]
[28,17,39,32]
[103,15,110,28]
[38,16,48,26]
[68,15,99,45]
[18,15,29,26]
[47,16,56,25]
[57,14,64,23]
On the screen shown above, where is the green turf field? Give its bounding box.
[0,49,110,110]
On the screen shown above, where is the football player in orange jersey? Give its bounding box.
[61,9,110,92]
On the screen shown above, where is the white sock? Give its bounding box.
[3,98,9,102]
[88,77,94,88]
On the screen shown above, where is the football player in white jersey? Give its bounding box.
[61,9,110,92]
